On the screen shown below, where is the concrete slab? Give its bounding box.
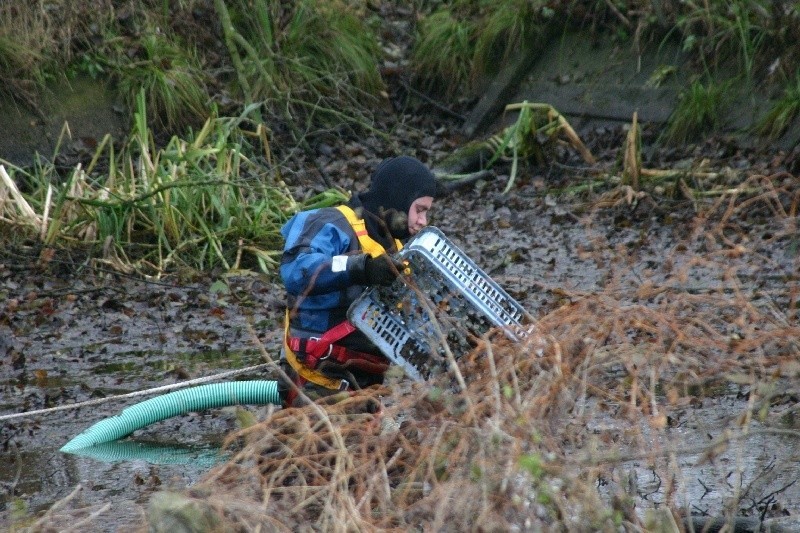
[465,29,797,151]
[0,76,127,167]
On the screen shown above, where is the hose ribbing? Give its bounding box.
[60,380,280,453]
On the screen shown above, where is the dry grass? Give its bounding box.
[0,2,53,110]
[148,174,798,531]
[25,173,800,532]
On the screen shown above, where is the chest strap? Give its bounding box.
[335,205,403,256]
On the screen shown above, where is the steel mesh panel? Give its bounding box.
[413,231,525,327]
[348,227,529,381]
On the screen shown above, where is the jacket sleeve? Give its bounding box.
[279,210,357,297]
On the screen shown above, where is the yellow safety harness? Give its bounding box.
[335,205,402,257]
[283,205,403,390]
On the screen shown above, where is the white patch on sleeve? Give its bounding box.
[331,255,348,273]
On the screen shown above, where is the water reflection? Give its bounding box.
[61,439,228,466]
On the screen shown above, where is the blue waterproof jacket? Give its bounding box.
[280,205,370,337]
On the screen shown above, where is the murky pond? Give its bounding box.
[1,270,285,528]
[2,175,799,530]
[582,383,800,529]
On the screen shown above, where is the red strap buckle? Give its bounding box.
[307,336,333,360]
[288,320,357,361]
[288,337,334,369]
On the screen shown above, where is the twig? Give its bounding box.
[698,478,712,500]
[395,77,466,121]
[29,484,83,529]
[61,503,113,532]
[484,335,502,419]
[755,479,796,513]
[0,364,271,421]
[604,0,632,27]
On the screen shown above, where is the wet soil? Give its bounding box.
[2,131,799,530]
[1,5,800,529]
[0,264,287,525]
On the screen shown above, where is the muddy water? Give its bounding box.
[435,184,800,529]
[2,177,799,530]
[0,76,127,168]
[1,273,285,528]
[583,389,800,527]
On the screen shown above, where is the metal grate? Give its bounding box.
[348,227,530,381]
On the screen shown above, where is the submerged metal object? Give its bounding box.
[347,227,530,381]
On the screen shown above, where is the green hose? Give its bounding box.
[60,380,281,453]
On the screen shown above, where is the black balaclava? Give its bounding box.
[351,156,437,247]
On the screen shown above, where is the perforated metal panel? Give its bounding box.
[347,227,529,381]
[405,229,526,327]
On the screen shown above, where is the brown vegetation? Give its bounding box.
[146,174,799,531]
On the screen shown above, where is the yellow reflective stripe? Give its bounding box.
[335,205,402,256]
[283,310,344,390]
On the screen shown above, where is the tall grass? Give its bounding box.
[409,0,798,138]
[0,1,387,137]
[411,0,549,97]
[215,0,384,131]
[411,9,476,98]
[674,0,770,85]
[473,0,547,75]
[662,78,728,145]
[4,1,798,144]
[0,3,53,108]
[114,33,211,133]
[0,92,347,277]
[756,71,800,140]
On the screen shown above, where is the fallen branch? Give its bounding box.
[434,169,493,194]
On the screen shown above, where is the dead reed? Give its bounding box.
[24,173,799,532]
[177,172,798,531]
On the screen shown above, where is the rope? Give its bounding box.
[0,363,272,422]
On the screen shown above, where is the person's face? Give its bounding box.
[408,196,433,235]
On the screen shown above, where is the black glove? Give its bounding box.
[348,253,404,286]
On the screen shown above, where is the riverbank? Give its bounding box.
[2,2,800,530]
[3,139,799,529]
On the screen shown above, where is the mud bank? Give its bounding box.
[3,166,799,529]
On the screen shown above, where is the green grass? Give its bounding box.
[215,0,384,131]
[1,91,347,277]
[756,71,800,140]
[411,9,476,97]
[662,78,729,145]
[0,1,387,137]
[114,32,211,133]
[674,0,770,84]
[411,0,549,97]
[2,1,798,143]
[409,0,797,136]
[473,0,547,75]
